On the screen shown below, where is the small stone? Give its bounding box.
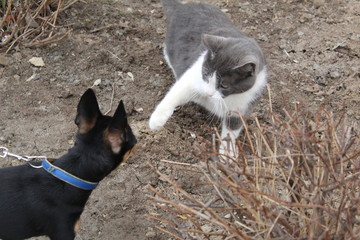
[258,34,268,42]
[279,39,287,50]
[28,57,45,67]
[93,79,102,86]
[135,107,143,113]
[13,75,20,81]
[127,72,134,81]
[26,74,37,82]
[313,0,325,8]
[329,71,340,79]
[201,224,212,233]
[158,165,164,171]
[0,54,9,66]
[145,231,156,238]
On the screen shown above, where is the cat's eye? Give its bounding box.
[220,83,229,89]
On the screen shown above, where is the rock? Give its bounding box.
[127,72,134,81]
[313,0,325,8]
[329,71,341,79]
[145,231,156,238]
[135,107,144,113]
[201,224,212,233]
[28,57,45,67]
[26,74,38,82]
[13,75,20,81]
[279,39,288,50]
[0,54,9,66]
[58,90,74,99]
[93,79,102,86]
[258,34,269,42]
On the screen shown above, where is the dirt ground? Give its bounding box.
[0,0,359,239]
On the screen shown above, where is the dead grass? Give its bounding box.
[0,0,79,52]
[147,100,360,239]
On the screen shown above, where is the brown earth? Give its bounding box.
[0,0,359,239]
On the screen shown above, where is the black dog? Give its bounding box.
[0,89,137,240]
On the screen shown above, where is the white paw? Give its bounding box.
[149,107,174,130]
[219,140,239,162]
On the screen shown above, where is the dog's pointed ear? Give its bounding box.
[75,89,102,134]
[106,100,128,154]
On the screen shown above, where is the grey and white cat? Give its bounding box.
[149,0,267,156]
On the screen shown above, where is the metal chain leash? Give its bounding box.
[0,146,46,169]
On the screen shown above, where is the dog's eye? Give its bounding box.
[220,83,229,89]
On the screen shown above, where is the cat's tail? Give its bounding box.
[162,0,181,18]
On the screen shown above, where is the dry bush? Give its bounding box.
[147,103,359,239]
[0,0,79,52]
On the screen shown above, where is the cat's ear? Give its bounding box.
[105,100,128,154]
[75,89,102,134]
[202,34,227,51]
[234,63,256,77]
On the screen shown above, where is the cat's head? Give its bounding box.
[201,34,265,98]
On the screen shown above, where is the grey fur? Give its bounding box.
[162,0,266,96]
[226,115,242,130]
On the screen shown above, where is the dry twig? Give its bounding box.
[1,0,79,52]
[147,102,360,239]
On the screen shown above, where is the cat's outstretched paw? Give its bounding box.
[149,108,174,130]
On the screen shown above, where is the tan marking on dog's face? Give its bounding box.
[104,128,123,154]
[74,219,81,233]
[107,132,122,154]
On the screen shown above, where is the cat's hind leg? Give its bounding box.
[219,114,243,160]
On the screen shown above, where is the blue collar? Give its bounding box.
[41,159,98,190]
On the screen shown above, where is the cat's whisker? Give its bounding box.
[189,92,200,102]
[209,98,223,126]
[206,99,219,125]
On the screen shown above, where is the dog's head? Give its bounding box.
[75,89,137,170]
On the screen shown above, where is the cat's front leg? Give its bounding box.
[149,102,175,130]
[149,80,193,130]
[219,114,243,159]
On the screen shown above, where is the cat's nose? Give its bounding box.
[206,92,214,97]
